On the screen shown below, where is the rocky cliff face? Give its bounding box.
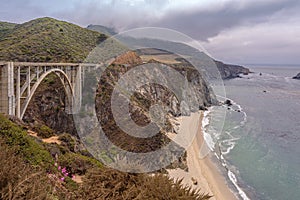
[93,51,216,153]
[293,73,300,79]
[215,60,250,79]
[23,74,77,135]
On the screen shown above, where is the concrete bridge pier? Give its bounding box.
[0,62,15,116]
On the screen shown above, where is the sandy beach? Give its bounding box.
[168,111,237,200]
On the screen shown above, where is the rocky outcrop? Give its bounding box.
[215,60,250,79]
[23,74,77,135]
[93,52,216,154]
[293,73,300,79]
[113,51,143,65]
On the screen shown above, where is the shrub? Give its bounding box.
[36,124,55,138]
[78,168,211,200]
[0,140,53,200]
[58,133,76,152]
[0,114,53,168]
[58,152,102,175]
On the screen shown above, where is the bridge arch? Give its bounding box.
[20,69,74,119]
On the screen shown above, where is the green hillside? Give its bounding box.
[0,21,17,39]
[0,17,106,62]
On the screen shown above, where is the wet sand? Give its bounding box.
[168,112,237,200]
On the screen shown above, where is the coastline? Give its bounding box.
[168,111,237,200]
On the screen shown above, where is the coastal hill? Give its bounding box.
[87,27,250,80]
[0,17,106,62]
[87,24,117,36]
[293,73,300,79]
[0,21,16,39]
[214,60,250,79]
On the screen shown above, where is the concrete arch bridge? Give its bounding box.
[0,62,99,119]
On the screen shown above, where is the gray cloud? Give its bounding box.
[48,0,300,41]
[150,0,300,40]
[1,0,300,64]
[0,0,47,23]
[2,0,299,41]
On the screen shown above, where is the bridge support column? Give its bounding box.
[0,62,15,116]
[16,66,21,118]
[73,64,82,113]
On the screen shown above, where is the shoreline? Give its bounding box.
[168,111,237,200]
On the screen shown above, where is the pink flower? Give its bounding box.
[62,167,67,173]
[72,175,76,180]
[58,166,61,170]
[60,177,65,182]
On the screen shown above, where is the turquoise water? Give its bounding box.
[205,66,300,199]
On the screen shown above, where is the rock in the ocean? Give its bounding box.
[292,73,300,79]
[224,99,232,106]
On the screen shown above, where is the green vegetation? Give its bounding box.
[80,168,211,200]
[0,114,53,168]
[0,114,211,199]
[0,21,16,39]
[58,133,76,152]
[0,140,54,200]
[58,152,103,175]
[34,124,55,138]
[0,17,106,62]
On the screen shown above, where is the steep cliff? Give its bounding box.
[94,51,216,153]
[214,60,250,79]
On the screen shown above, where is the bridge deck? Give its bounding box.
[0,62,101,67]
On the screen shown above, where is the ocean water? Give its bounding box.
[204,66,300,200]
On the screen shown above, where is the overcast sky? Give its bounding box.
[1,0,300,65]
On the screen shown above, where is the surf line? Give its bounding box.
[202,95,250,200]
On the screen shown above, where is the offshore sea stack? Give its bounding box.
[292,73,300,79]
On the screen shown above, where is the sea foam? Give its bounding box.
[201,97,251,200]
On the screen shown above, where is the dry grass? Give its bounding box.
[77,168,211,200]
[140,55,181,64]
[0,139,81,200]
[0,140,52,200]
